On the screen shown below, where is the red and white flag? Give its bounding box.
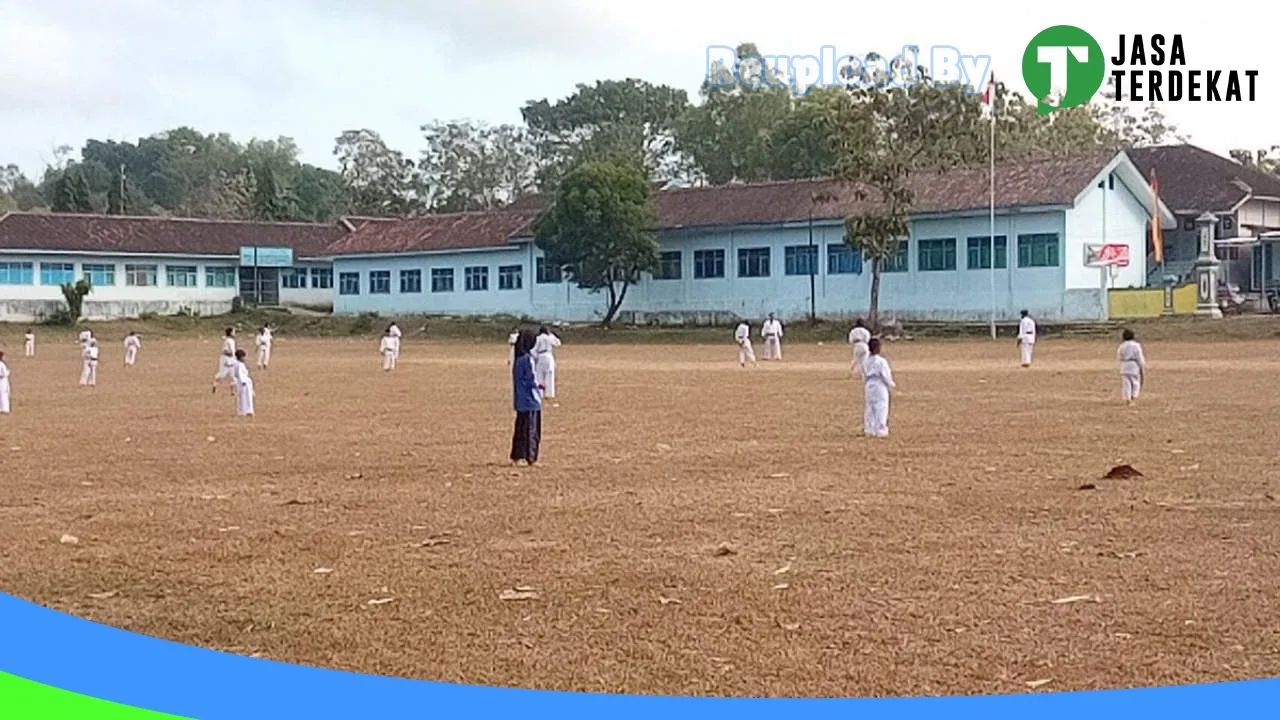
[981,72,995,115]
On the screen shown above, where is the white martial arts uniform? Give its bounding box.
[849,326,871,375]
[256,330,272,368]
[24,332,34,357]
[78,329,92,348]
[0,359,10,414]
[863,353,895,437]
[761,318,783,360]
[533,331,562,398]
[1117,339,1147,402]
[214,337,237,387]
[1017,316,1037,366]
[508,332,519,365]
[232,360,254,416]
[80,344,99,386]
[380,335,397,371]
[123,335,141,366]
[388,324,402,362]
[735,323,756,366]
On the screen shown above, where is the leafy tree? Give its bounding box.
[292,164,350,221]
[824,51,986,329]
[766,86,855,179]
[59,278,92,322]
[522,79,689,188]
[51,165,94,213]
[1230,146,1280,174]
[251,163,294,221]
[333,129,424,216]
[106,164,129,215]
[531,159,660,326]
[419,120,536,212]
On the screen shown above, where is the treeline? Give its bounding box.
[3,43,1275,223]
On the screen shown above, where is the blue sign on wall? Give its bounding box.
[239,246,295,267]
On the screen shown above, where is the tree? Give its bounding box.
[522,79,689,188]
[825,52,986,329]
[531,160,660,326]
[674,43,795,185]
[251,163,294,221]
[51,165,94,213]
[292,164,350,221]
[106,164,128,215]
[766,86,855,180]
[59,278,92,322]
[419,120,537,212]
[1230,146,1280,175]
[333,129,424,216]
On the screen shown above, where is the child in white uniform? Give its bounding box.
[24,330,35,357]
[256,326,272,369]
[533,326,562,398]
[380,330,397,371]
[1117,329,1147,405]
[1016,310,1036,367]
[734,321,757,367]
[80,339,99,387]
[123,331,141,367]
[761,313,783,360]
[848,318,871,376]
[863,338,896,438]
[0,351,10,414]
[212,327,237,393]
[232,349,254,416]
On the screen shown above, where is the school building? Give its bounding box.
[0,213,353,322]
[324,150,1173,323]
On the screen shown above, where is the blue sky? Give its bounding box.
[1,0,1274,179]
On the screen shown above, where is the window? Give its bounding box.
[338,272,360,295]
[784,245,818,276]
[399,268,422,293]
[369,270,391,294]
[917,239,957,272]
[206,266,237,288]
[737,247,771,278]
[0,262,33,285]
[498,264,522,290]
[310,267,333,289]
[882,242,909,273]
[82,263,116,286]
[535,257,562,284]
[280,267,308,289]
[125,264,158,287]
[40,262,75,286]
[1017,233,1060,268]
[654,251,682,280]
[966,236,1008,269]
[827,244,862,274]
[431,268,454,293]
[165,265,198,287]
[465,266,488,291]
[693,249,725,279]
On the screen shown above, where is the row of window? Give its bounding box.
[338,265,525,296]
[0,262,335,289]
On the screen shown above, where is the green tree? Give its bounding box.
[59,278,93,322]
[825,52,986,329]
[51,165,94,213]
[251,163,294,221]
[1230,146,1280,174]
[674,43,795,185]
[766,86,856,179]
[521,79,689,188]
[292,164,350,221]
[106,164,128,215]
[531,159,660,326]
[419,120,537,212]
[333,129,424,216]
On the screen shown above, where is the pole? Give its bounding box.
[253,248,260,307]
[808,206,816,323]
[988,98,996,340]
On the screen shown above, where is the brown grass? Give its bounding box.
[1,335,1278,698]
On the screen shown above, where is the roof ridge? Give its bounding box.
[1,211,339,229]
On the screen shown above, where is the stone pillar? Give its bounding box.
[1193,211,1223,318]
[1162,278,1175,315]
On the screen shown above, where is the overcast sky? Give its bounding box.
[1,0,1274,179]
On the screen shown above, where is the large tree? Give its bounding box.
[419,120,536,212]
[1230,146,1280,174]
[522,79,689,188]
[531,159,660,326]
[334,129,424,216]
[51,164,94,213]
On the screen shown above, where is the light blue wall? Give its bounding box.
[330,208,1094,322]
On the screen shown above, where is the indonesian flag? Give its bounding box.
[981,72,995,116]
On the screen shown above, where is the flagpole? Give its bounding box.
[988,78,997,340]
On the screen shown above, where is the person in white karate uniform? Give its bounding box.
[232,349,254,417]
[78,327,93,350]
[532,326,562,399]
[80,339,99,387]
[256,326,273,369]
[863,338,896,438]
[379,329,398,371]
[1117,329,1147,406]
[761,313,784,360]
[24,329,35,358]
[123,331,141,367]
[734,321,757,367]
[1016,310,1036,367]
[386,322,402,363]
[848,318,872,376]
[0,351,11,414]
[212,327,237,394]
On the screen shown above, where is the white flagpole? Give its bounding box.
[988,76,997,340]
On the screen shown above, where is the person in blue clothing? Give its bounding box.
[510,328,545,465]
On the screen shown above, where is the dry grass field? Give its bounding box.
[1,331,1279,698]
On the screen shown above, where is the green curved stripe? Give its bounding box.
[0,671,191,719]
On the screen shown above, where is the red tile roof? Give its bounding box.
[0,212,347,258]
[1127,144,1280,214]
[321,210,538,256]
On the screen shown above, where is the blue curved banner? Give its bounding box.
[0,591,1276,718]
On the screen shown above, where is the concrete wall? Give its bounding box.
[1064,170,1150,293]
[278,260,335,308]
[1107,283,1197,318]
